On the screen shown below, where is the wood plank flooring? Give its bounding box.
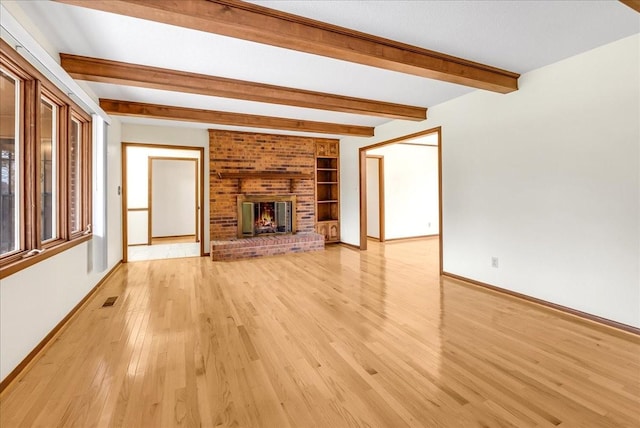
[1,239,639,427]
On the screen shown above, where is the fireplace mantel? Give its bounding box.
[218,171,313,193]
[217,171,313,179]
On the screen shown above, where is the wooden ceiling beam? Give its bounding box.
[61,54,426,121]
[620,0,640,13]
[99,99,375,137]
[55,0,519,93]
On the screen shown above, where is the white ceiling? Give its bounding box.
[5,0,639,139]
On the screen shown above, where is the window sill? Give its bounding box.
[0,234,92,280]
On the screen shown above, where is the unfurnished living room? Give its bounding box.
[0,1,639,427]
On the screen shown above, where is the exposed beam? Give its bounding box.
[620,0,640,13]
[99,99,375,136]
[55,0,519,93]
[61,54,426,121]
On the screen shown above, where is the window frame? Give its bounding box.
[0,39,92,279]
[68,110,91,239]
[38,91,64,248]
[0,66,23,258]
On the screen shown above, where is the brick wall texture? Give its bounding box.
[209,130,335,241]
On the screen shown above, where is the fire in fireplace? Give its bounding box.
[238,195,296,237]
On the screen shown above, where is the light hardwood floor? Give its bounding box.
[1,239,639,427]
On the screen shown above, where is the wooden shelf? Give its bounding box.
[315,140,340,242]
[217,171,313,180]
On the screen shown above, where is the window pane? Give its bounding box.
[40,98,57,242]
[70,119,81,233]
[0,70,20,255]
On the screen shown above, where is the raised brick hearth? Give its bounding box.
[210,233,324,261]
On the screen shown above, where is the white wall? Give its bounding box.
[151,159,197,237]
[368,144,439,239]
[0,117,123,381]
[341,35,640,328]
[122,124,210,251]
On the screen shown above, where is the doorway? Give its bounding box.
[359,127,442,272]
[122,143,205,262]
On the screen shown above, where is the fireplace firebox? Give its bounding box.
[237,195,296,238]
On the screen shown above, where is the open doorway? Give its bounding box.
[366,155,385,241]
[122,143,205,262]
[359,127,442,272]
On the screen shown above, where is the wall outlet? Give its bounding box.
[491,257,499,268]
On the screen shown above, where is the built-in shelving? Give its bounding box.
[315,141,340,242]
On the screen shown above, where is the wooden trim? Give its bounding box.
[437,129,443,275]
[397,142,439,147]
[382,234,439,243]
[122,142,206,151]
[82,111,92,237]
[0,234,92,280]
[442,272,640,338]
[58,102,69,242]
[364,129,442,152]
[198,147,205,256]
[0,260,123,394]
[0,41,93,275]
[147,157,152,246]
[358,148,367,250]
[55,0,519,93]
[379,157,385,242]
[60,54,426,121]
[127,207,148,212]
[359,127,442,258]
[24,80,38,251]
[620,0,640,13]
[194,157,198,244]
[151,234,196,240]
[99,99,374,137]
[338,242,360,251]
[68,111,91,238]
[122,143,206,259]
[121,143,128,262]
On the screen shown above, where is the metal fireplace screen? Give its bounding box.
[241,201,292,236]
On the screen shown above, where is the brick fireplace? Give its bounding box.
[209,130,329,260]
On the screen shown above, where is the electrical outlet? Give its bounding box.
[491,257,499,268]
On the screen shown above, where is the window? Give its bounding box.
[40,96,58,242]
[0,69,20,256]
[0,39,92,278]
[69,117,82,234]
